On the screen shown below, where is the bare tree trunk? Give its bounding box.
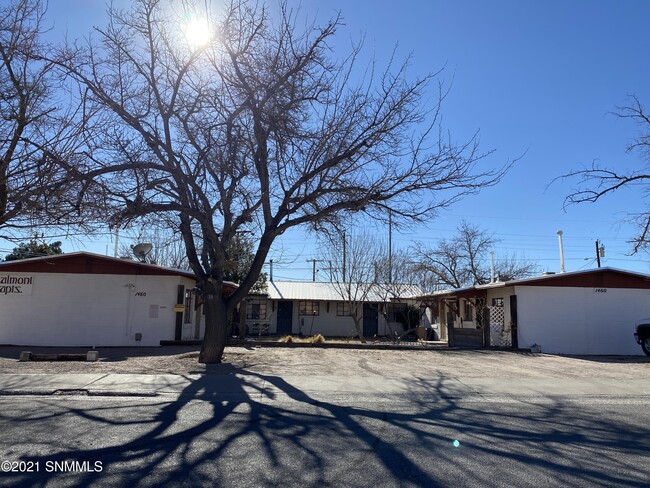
[199,284,229,364]
[352,315,367,344]
[238,302,247,341]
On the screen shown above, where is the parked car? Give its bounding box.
[633,318,650,356]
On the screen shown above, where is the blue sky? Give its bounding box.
[24,0,650,279]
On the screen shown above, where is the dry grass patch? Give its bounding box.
[277,335,326,343]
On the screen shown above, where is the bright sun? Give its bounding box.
[184,17,212,48]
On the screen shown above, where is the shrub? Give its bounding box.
[311,334,325,343]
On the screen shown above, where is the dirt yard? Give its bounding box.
[0,344,648,379]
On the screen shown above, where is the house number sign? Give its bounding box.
[593,288,608,293]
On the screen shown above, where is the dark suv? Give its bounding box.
[634,318,650,356]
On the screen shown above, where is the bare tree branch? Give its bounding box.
[409,221,538,290]
[559,95,650,253]
[0,0,87,238]
[60,0,509,363]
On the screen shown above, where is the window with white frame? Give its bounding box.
[299,301,320,316]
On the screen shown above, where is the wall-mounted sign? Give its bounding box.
[0,275,33,295]
[593,288,608,294]
[173,304,185,313]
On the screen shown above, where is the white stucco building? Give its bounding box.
[240,281,423,338]
[419,268,650,355]
[0,252,235,347]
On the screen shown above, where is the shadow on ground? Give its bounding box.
[1,363,649,487]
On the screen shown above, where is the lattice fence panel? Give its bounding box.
[489,306,511,347]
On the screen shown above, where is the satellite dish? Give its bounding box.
[131,243,153,262]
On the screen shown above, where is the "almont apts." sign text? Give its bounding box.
[0,275,33,295]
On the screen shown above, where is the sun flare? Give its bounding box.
[184,17,212,48]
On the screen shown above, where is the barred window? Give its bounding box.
[299,301,320,316]
[247,300,267,319]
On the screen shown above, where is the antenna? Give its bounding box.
[132,243,153,263]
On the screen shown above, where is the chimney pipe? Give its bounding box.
[557,230,565,273]
[490,250,495,283]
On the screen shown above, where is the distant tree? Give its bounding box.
[319,231,385,343]
[4,236,63,261]
[410,221,537,290]
[371,250,425,340]
[60,0,509,363]
[119,226,190,269]
[562,95,650,253]
[372,249,420,289]
[118,225,267,286]
[0,0,83,237]
[222,235,268,294]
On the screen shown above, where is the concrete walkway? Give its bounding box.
[1,372,648,400]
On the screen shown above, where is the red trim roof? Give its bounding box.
[0,252,197,278]
[417,268,650,301]
[501,268,650,289]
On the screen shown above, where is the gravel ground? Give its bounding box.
[0,344,648,378]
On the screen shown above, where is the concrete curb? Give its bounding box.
[1,373,648,399]
[0,388,159,397]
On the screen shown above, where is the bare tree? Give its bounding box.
[118,225,190,269]
[0,0,83,238]
[562,96,650,253]
[319,231,385,343]
[60,0,508,363]
[410,221,537,290]
[371,250,426,340]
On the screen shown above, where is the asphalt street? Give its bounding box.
[1,375,649,488]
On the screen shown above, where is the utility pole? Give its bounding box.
[595,240,605,268]
[342,231,347,282]
[388,210,393,284]
[306,259,322,282]
[322,260,334,282]
[268,259,273,282]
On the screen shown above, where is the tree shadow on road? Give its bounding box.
[1,369,649,487]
